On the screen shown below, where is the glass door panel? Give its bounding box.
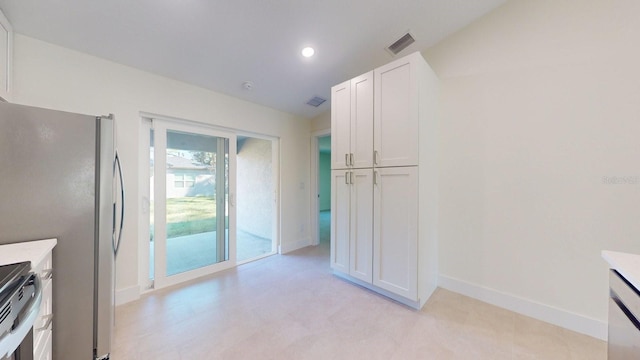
[165,130,228,275]
[151,120,236,289]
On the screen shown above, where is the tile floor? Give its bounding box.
[112,236,606,359]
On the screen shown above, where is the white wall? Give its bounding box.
[310,110,330,132]
[425,0,640,339]
[11,34,311,303]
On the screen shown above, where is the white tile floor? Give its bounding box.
[112,238,606,359]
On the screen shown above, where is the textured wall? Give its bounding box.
[237,138,273,239]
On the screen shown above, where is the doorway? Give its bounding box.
[236,135,278,263]
[311,130,331,248]
[140,116,280,292]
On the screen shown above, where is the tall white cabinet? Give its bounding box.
[330,51,439,309]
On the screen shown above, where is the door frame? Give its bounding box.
[151,118,237,290]
[310,129,331,246]
[138,114,281,294]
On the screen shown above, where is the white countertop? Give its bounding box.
[0,238,57,267]
[602,250,640,291]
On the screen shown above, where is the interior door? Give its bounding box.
[152,120,236,289]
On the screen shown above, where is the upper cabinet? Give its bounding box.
[331,80,351,169]
[331,52,435,170]
[374,53,422,167]
[331,71,374,169]
[0,8,13,102]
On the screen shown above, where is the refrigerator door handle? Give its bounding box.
[113,150,125,257]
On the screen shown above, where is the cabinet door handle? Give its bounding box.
[374,150,379,165]
[350,153,354,166]
[345,154,349,167]
[345,171,349,185]
[350,171,354,185]
[373,171,377,185]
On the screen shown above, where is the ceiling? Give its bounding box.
[0,0,507,119]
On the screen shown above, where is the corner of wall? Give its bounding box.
[280,237,312,254]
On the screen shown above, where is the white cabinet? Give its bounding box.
[330,51,439,309]
[374,54,421,167]
[349,169,373,283]
[373,167,418,300]
[331,169,373,283]
[331,168,373,283]
[331,80,351,169]
[0,9,12,102]
[331,71,374,169]
[33,252,54,360]
[330,170,350,273]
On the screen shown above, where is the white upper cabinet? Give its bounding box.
[331,71,374,169]
[332,52,431,170]
[350,72,374,169]
[374,53,422,167]
[0,9,11,102]
[331,80,351,169]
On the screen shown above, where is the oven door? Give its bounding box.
[0,275,42,360]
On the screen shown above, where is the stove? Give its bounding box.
[0,262,30,303]
[0,261,41,360]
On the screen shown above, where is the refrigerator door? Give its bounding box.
[95,115,115,359]
[0,102,113,359]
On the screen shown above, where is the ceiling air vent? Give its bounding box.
[306,96,327,107]
[386,32,415,56]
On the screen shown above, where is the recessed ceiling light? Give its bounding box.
[301,47,315,58]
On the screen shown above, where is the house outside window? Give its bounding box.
[174,173,196,188]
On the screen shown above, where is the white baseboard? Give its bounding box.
[280,237,312,254]
[115,285,140,306]
[438,275,607,341]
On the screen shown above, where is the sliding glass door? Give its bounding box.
[151,120,236,289]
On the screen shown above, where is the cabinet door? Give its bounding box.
[331,170,350,274]
[374,55,419,167]
[349,168,373,283]
[373,166,418,300]
[331,80,351,169]
[350,72,374,168]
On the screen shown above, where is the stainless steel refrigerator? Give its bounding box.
[0,101,124,359]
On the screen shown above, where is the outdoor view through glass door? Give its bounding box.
[150,121,236,288]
